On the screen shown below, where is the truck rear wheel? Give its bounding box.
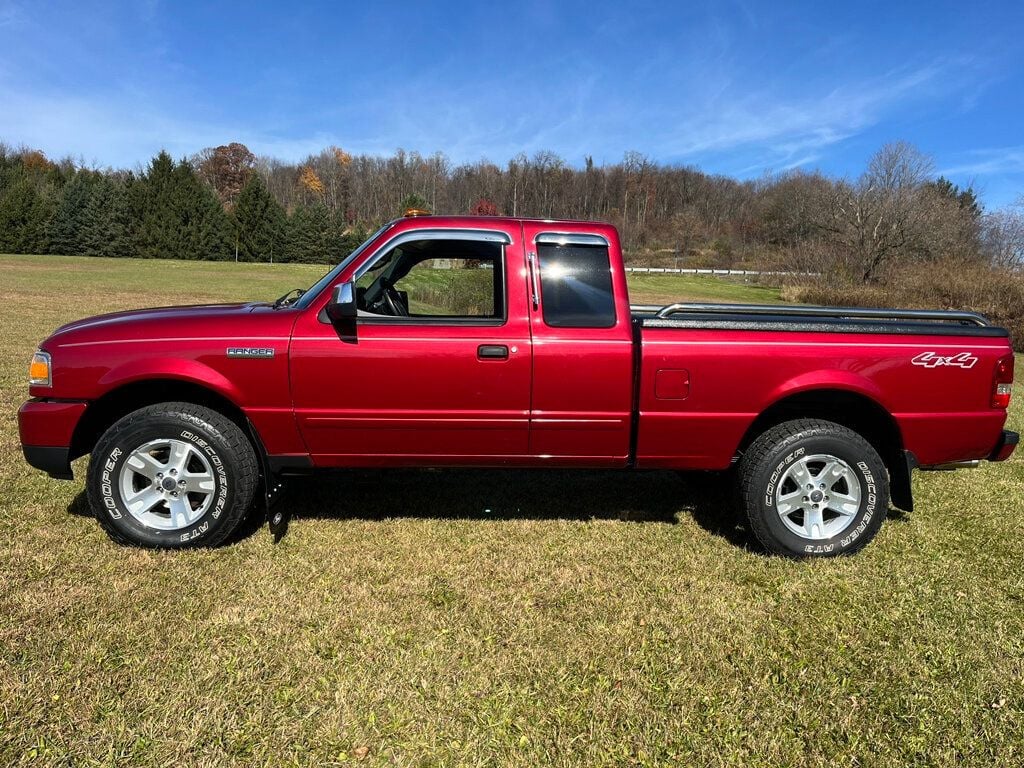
[86,402,258,548]
[737,419,889,557]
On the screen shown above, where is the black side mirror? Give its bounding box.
[325,282,357,323]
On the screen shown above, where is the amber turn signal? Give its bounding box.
[29,350,51,387]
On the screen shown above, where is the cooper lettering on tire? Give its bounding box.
[86,402,258,548]
[737,419,890,558]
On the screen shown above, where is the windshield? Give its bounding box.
[292,222,395,310]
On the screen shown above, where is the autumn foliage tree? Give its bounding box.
[297,165,326,203]
[194,142,255,209]
[470,198,498,216]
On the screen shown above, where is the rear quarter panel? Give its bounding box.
[636,328,1012,468]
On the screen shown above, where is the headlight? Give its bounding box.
[29,350,51,387]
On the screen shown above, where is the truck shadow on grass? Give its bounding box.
[67,467,907,550]
[260,468,754,549]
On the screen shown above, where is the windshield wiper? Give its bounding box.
[272,288,306,309]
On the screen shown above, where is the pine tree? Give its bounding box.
[172,160,232,260]
[0,174,51,253]
[286,202,332,263]
[232,174,286,262]
[80,175,132,257]
[137,151,181,259]
[47,171,98,255]
[134,151,232,260]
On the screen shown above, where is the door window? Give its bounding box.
[356,238,503,320]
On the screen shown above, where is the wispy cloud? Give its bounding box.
[0,54,981,176]
[0,0,27,28]
[0,0,1004,195]
[939,147,1024,177]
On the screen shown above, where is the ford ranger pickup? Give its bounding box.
[18,215,1018,556]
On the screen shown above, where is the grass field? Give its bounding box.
[1,253,1022,767]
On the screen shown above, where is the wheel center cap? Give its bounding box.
[161,477,178,491]
[810,490,824,503]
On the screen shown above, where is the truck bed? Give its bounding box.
[630,303,1009,338]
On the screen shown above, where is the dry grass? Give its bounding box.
[789,260,1024,344]
[0,254,1022,767]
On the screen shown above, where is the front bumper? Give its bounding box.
[18,399,88,480]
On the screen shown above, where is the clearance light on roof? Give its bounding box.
[403,208,431,217]
[992,354,1014,409]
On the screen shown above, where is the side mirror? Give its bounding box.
[325,282,357,322]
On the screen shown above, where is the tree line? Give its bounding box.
[0,139,1021,277]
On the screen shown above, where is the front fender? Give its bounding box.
[95,357,245,404]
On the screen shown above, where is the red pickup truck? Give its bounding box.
[19,215,1017,557]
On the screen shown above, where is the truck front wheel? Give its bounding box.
[737,419,889,557]
[86,402,259,548]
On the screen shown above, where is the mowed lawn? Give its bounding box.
[1,253,1022,767]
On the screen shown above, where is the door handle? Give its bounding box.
[477,344,509,360]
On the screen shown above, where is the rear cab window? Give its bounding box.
[536,234,616,328]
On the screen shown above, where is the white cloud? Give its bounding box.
[939,147,1024,177]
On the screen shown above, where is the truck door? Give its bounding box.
[289,225,533,465]
[521,223,634,465]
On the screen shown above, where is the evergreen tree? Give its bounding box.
[232,174,286,262]
[135,151,232,260]
[172,160,232,260]
[0,174,52,253]
[78,175,137,257]
[137,151,181,259]
[332,216,369,263]
[48,171,99,255]
[286,202,331,263]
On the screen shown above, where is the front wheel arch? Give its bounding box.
[71,379,256,462]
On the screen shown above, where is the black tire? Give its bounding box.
[737,419,889,558]
[86,402,259,548]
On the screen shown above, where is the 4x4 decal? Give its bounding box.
[911,351,978,369]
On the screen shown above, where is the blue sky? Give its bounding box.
[1,0,1022,207]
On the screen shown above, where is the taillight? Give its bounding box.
[992,354,1014,409]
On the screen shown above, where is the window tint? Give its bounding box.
[356,238,503,320]
[537,243,616,328]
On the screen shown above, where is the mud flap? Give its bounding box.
[263,471,288,542]
[890,450,916,512]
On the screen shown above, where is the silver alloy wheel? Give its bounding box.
[118,438,217,530]
[775,453,861,540]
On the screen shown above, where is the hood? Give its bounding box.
[45,301,274,347]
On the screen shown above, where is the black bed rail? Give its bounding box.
[630,302,991,327]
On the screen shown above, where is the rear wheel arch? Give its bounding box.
[738,388,912,511]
